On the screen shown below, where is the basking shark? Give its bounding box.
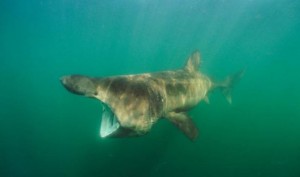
[60,51,243,140]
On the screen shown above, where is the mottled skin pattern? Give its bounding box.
[61,51,243,140]
[94,69,212,136]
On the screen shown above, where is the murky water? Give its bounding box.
[1,0,299,176]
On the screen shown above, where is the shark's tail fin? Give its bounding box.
[216,69,245,104]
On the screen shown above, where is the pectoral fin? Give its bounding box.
[165,112,198,141]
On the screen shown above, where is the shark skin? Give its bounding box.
[60,51,244,141]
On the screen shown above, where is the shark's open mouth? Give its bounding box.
[100,104,120,138]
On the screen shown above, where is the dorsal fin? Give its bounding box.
[184,51,200,72]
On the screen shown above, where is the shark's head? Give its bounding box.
[60,75,97,97]
[60,75,143,138]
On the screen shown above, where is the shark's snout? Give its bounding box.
[60,75,97,96]
[60,75,81,95]
[60,76,70,86]
[60,76,73,92]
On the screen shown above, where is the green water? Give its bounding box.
[1,0,299,177]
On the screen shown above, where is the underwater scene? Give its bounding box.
[1,0,300,177]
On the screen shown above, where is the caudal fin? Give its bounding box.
[217,69,245,104]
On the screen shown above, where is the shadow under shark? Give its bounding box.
[60,51,244,141]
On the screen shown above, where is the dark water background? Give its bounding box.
[1,0,300,177]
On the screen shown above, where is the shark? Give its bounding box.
[60,51,244,141]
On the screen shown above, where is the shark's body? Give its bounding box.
[61,51,243,140]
